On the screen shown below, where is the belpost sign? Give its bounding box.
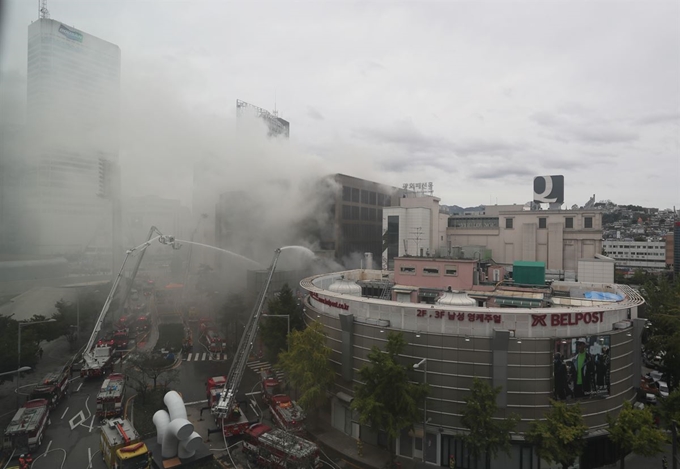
[531,312,605,327]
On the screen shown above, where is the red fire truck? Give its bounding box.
[261,369,283,405]
[242,423,322,469]
[200,319,226,353]
[206,376,257,437]
[81,341,116,377]
[3,399,50,452]
[29,365,70,409]
[269,394,306,434]
[96,373,126,418]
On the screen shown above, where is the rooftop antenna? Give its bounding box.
[39,0,50,19]
[273,90,278,117]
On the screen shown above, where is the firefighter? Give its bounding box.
[19,453,33,469]
[449,455,455,469]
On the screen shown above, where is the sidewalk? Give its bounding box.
[310,410,421,469]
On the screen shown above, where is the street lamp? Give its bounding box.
[17,318,56,407]
[0,367,31,378]
[261,314,290,351]
[413,357,427,463]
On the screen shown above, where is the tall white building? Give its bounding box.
[24,18,121,256]
[602,240,667,270]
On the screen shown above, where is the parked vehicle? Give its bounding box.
[81,341,115,378]
[269,394,306,434]
[206,376,257,437]
[261,369,283,405]
[100,418,151,469]
[96,373,126,418]
[3,399,50,452]
[242,423,322,469]
[29,366,70,409]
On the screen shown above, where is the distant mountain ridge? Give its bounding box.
[440,204,486,215]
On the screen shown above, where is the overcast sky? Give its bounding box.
[1,0,678,210]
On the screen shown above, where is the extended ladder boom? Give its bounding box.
[83,227,170,355]
[213,248,282,417]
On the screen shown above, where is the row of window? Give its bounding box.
[400,265,458,276]
[504,216,592,229]
[604,245,664,249]
[341,204,382,222]
[341,186,392,206]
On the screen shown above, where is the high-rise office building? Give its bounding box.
[25,18,121,256]
[236,99,289,138]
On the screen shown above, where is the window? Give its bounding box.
[361,190,369,204]
[369,191,377,205]
[565,217,574,229]
[351,206,359,220]
[423,267,439,275]
[351,187,360,203]
[342,186,351,201]
[361,207,369,220]
[445,265,458,276]
[505,218,513,229]
[400,266,416,274]
[342,205,351,220]
[538,217,547,229]
[584,217,593,228]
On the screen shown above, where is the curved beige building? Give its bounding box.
[300,269,645,469]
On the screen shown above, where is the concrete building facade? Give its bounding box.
[447,207,603,273]
[602,240,667,270]
[300,269,644,469]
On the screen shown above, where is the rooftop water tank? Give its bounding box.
[328,277,362,297]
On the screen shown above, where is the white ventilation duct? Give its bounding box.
[178,431,202,459]
[164,390,188,421]
[152,410,170,445]
[161,418,194,458]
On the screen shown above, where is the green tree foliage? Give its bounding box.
[260,284,303,363]
[351,332,429,460]
[659,389,680,429]
[461,378,518,468]
[642,276,680,387]
[278,321,335,420]
[525,400,588,469]
[51,286,109,349]
[608,401,668,469]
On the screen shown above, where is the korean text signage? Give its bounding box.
[417,309,502,324]
[531,312,605,327]
[310,292,349,311]
[59,24,83,43]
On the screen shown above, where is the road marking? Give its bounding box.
[69,410,85,430]
[202,353,206,361]
[44,439,52,455]
[194,353,200,362]
[88,447,92,468]
[60,407,69,419]
[89,415,95,432]
[77,382,83,392]
[186,353,192,361]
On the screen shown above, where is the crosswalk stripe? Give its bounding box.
[202,353,207,361]
[186,353,193,361]
[183,353,228,362]
[194,353,200,362]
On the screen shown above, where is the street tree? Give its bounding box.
[260,284,303,362]
[127,351,179,402]
[608,400,668,469]
[643,276,680,388]
[278,321,335,424]
[351,332,429,462]
[659,389,680,429]
[525,400,588,469]
[461,378,519,468]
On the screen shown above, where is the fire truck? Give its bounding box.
[29,365,70,409]
[206,376,257,437]
[97,373,126,418]
[242,423,322,469]
[200,319,226,353]
[100,418,151,469]
[81,341,116,378]
[3,399,50,452]
[261,369,283,405]
[269,394,306,434]
[111,329,129,350]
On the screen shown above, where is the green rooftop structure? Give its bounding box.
[512,260,546,285]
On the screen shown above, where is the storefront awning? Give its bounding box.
[495,297,543,308]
